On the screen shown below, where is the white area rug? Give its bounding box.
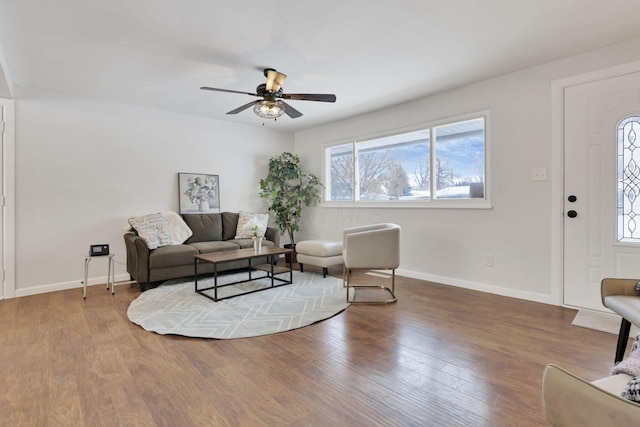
[572,309,640,336]
[127,270,352,339]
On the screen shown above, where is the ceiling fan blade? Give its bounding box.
[280,101,303,119]
[201,86,259,97]
[282,93,336,103]
[227,100,261,115]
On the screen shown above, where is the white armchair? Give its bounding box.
[601,278,640,362]
[343,223,401,304]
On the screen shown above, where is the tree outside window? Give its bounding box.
[325,116,486,202]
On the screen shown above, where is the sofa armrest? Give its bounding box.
[124,232,151,284]
[265,226,280,248]
[542,364,640,426]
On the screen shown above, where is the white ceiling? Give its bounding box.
[1,0,640,133]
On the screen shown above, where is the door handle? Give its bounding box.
[567,210,578,218]
[568,195,577,202]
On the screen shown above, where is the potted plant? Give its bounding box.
[259,152,322,261]
[251,225,263,252]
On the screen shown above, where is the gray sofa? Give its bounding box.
[124,212,280,291]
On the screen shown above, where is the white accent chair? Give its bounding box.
[542,364,640,426]
[601,278,640,363]
[343,223,400,304]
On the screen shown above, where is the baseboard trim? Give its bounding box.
[12,268,554,304]
[396,268,554,305]
[14,273,132,298]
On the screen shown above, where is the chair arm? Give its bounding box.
[542,364,640,427]
[602,278,640,304]
[343,223,389,242]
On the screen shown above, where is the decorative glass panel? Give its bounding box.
[617,116,640,242]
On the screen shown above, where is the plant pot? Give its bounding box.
[252,237,263,253]
[284,243,297,264]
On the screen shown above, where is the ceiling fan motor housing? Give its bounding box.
[256,84,283,100]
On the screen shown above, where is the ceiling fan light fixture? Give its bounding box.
[253,100,285,119]
[265,69,277,91]
[273,72,287,92]
[265,69,287,92]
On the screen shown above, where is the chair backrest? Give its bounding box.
[343,223,400,269]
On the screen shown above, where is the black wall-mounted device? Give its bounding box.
[90,244,110,256]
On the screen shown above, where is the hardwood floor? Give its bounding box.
[0,267,627,426]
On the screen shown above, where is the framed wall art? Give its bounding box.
[178,173,220,214]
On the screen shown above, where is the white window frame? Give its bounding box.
[322,111,492,209]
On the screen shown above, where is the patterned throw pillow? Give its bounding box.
[128,213,171,249]
[162,211,193,245]
[622,377,640,403]
[234,211,269,239]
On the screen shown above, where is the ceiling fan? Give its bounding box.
[200,68,337,120]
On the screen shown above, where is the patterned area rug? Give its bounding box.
[572,309,640,336]
[127,270,352,339]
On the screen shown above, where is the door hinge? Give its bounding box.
[1,196,5,207]
[0,121,4,133]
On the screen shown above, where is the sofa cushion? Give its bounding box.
[149,244,198,268]
[128,213,172,249]
[227,238,275,249]
[187,240,240,254]
[183,213,223,243]
[222,212,239,241]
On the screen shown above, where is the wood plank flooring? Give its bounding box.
[0,267,627,426]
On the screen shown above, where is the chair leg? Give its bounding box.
[615,318,632,363]
[299,263,304,273]
[342,265,347,288]
[322,267,328,278]
[345,267,397,304]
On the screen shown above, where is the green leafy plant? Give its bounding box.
[259,152,322,246]
[250,225,262,239]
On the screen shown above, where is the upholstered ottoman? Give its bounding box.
[296,240,343,278]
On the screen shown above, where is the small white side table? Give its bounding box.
[83,254,115,299]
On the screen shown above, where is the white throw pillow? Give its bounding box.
[234,211,269,239]
[128,213,172,249]
[161,211,193,245]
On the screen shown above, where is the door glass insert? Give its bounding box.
[617,116,640,242]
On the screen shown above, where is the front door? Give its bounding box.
[564,72,640,310]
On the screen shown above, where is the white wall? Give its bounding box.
[295,37,640,304]
[14,98,292,295]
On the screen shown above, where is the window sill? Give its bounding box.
[321,200,493,210]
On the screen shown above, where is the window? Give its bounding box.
[325,115,486,204]
[617,116,640,242]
